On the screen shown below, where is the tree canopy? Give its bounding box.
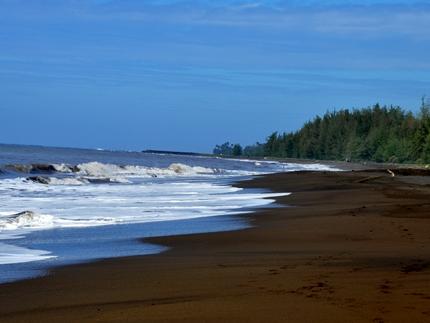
[213,142,243,157]
[214,101,430,164]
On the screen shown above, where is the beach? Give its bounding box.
[1,169,430,322]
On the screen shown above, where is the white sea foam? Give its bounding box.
[73,161,217,179]
[281,163,341,172]
[47,177,89,186]
[52,163,74,173]
[49,160,339,183]
[0,242,54,265]
[0,181,289,232]
[215,157,342,171]
[0,211,54,230]
[0,159,338,266]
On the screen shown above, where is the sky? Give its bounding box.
[1,0,430,152]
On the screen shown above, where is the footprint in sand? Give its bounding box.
[401,259,430,274]
[378,280,393,294]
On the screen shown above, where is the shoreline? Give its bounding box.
[0,211,254,284]
[1,170,430,322]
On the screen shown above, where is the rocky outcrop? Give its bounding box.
[86,177,114,184]
[26,176,51,184]
[70,165,80,173]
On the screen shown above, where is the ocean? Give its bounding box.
[0,144,337,283]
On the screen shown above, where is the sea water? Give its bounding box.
[0,144,337,283]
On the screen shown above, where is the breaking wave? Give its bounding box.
[72,162,217,178]
[1,161,259,186]
[0,145,343,274]
[0,211,54,230]
[0,160,340,185]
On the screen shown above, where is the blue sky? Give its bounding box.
[1,0,430,152]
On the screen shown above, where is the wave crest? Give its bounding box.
[75,161,216,178]
[0,211,54,230]
[3,162,224,186]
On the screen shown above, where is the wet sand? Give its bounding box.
[1,170,430,322]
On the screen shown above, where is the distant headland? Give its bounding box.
[142,149,208,157]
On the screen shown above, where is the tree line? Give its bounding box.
[213,100,430,164]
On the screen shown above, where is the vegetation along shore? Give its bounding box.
[215,101,430,164]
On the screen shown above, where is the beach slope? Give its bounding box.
[1,170,430,322]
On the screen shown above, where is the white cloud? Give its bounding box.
[63,3,430,39]
[1,1,430,39]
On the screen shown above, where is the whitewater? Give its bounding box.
[0,144,338,283]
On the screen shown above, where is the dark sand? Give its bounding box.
[1,170,430,322]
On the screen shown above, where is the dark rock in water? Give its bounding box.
[70,165,80,173]
[30,164,56,173]
[87,178,112,184]
[27,176,51,184]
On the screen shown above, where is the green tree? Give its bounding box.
[215,101,429,164]
[232,144,243,156]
